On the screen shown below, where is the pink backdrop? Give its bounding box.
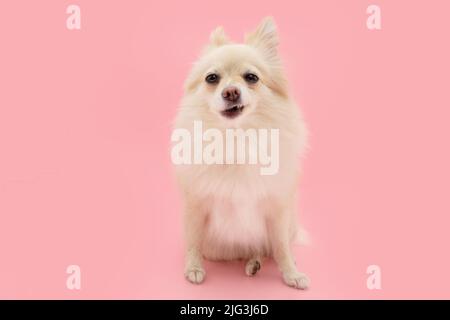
[1,0,449,299]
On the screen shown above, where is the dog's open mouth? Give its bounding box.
[221,104,245,119]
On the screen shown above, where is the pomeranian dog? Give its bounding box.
[172,17,309,289]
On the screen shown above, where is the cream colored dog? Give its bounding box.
[173,17,309,289]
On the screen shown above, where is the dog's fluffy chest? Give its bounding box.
[212,196,265,239]
[202,193,270,260]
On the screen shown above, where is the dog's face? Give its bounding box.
[183,18,288,124]
[201,45,264,120]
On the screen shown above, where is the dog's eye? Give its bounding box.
[205,73,220,84]
[244,73,259,83]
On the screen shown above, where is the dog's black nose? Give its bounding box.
[222,86,241,102]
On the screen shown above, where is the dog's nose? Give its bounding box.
[222,86,241,102]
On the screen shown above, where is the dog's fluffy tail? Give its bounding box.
[294,227,311,246]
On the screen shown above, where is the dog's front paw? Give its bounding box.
[185,266,206,284]
[283,272,310,290]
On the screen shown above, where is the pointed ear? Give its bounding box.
[209,26,230,47]
[245,17,279,60]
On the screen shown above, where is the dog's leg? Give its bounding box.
[183,197,207,284]
[268,211,310,289]
[245,257,262,276]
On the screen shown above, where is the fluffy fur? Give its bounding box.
[173,17,309,289]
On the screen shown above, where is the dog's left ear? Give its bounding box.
[245,17,279,61]
[246,17,289,97]
[209,26,230,47]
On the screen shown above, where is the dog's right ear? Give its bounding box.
[245,17,279,62]
[209,26,230,47]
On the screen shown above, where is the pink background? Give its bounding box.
[1,0,449,299]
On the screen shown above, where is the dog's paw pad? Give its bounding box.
[245,259,261,276]
[185,267,206,284]
[283,272,310,290]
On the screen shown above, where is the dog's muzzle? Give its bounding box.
[221,104,245,119]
